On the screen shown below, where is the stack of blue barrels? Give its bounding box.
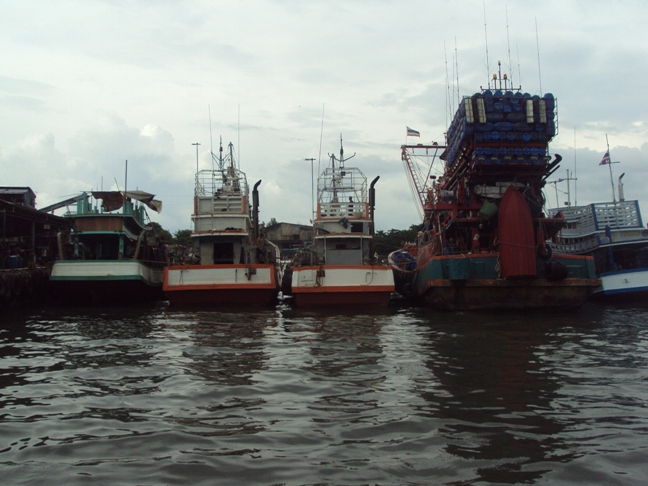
[445,90,556,169]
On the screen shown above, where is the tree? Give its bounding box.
[373,224,421,256]
[147,222,173,242]
[173,229,193,246]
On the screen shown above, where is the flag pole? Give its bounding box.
[606,134,616,203]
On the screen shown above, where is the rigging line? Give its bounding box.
[506,5,513,86]
[454,37,460,109]
[318,103,325,197]
[483,0,490,79]
[516,42,522,90]
[605,133,616,203]
[208,105,214,175]
[444,41,451,130]
[574,126,578,206]
[535,17,543,94]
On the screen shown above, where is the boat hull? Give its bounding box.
[418,278,598,310]
[414,252,600,310]
[290,265,394,307]
[593,267,648,300]
[50,260,164,304]
[163,264,279,306]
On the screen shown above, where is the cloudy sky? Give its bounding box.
[2,0,647,233]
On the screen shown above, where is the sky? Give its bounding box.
[2,0,647,233]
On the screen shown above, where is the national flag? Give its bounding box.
[599,150,611,166]
[406,126,420,137]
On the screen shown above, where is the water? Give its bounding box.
[1,300,648,485]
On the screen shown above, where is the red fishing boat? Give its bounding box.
[391,65,600,310]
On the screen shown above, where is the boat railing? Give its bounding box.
[318,201,368,219]
[195,169,249,198]
[65,196,143,220]
[551,237,600,254]
[557,201,643,232]
[317,167,367,205]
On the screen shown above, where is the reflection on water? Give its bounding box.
[0,302,647,484]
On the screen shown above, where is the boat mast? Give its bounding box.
[328,134,355,203]
[605,134,617,203]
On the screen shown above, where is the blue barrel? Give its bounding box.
[543,93,555,110]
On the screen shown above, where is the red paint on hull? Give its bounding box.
[498,187,537,277]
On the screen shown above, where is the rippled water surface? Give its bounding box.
[1,300,648,485]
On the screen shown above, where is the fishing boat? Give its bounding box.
[282,137,395,307]
[391,65,600,310]
[163,141,280,306]
[549,169,648,301]
[49,190,166,304]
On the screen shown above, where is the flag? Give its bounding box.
[406,126,420,137]
[599,150,611,166]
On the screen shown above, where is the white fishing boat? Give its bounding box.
[163,141,280,306]
[550,168,648,300]
[49,190,166,304]
[282,137,394,307]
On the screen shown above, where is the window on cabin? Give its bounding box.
[213,242,234,264]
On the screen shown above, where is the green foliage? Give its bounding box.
[147,222,173,242]
[146,223,192,245]
[373,223,421,255]
[173,229,193,245]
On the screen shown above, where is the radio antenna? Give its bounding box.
[318,103,325,182]
[444,41,451,128]
[506,6,513,86]
[535,17,543,94]
[483,0,491,79]
[455,37,460,107]
[208,105,214,153]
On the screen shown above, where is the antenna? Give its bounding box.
[516,42,522,87]
[208,105,213,154]
[483,0,491,79]
[535,18,543,94]
[604,134,620,202]
[506,6,513,86]
[444,41,451,129]
[305,158,316,221]
[192,142,200,174]
[573,126,578,205]
[124,159,128,208]
[237,104,241,168]
[454,37,460,108]
[318,103,325,183]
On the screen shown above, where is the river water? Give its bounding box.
[1,300,647,485]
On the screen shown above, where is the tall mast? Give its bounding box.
[606,134,616,203]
